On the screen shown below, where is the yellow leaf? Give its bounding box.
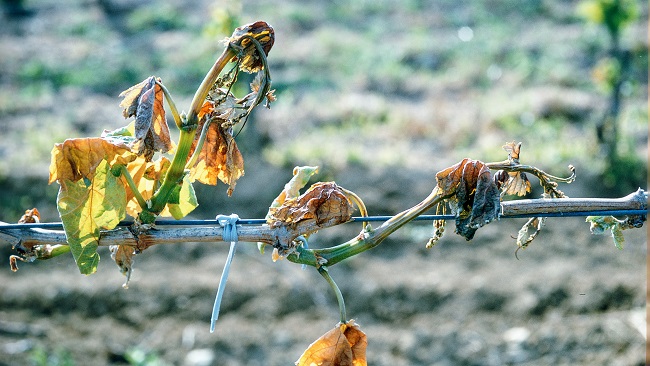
[296,320,367,366]
[57,160,126,275]
[122,156,170,218]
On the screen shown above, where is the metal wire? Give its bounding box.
[0,209,646,230]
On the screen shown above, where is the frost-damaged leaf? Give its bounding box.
[188,110,244,196]
[501,171,531,197]
[18,208,41,223]
[268,182,354,231]
[503,141,521,162]
[110,244,135,289]
[586,216,628,250]
[119,76,173,160]
[515,217,546,257]
[49,137,137,184]
[495,142,531,197]
[57,160,127,274]
[435,158,501,240]
[296,319,367,366]
[268,166,320,215]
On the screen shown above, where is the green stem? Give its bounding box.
[186,47,237,129]
[119,165,148,210]
[185,118,212,170]
[141,47,237,222]
[318,266,346,323]
[286,187,447,267]
[146,129,196,218]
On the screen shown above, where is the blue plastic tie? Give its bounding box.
[210,214,240,333]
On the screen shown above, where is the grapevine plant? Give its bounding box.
[4,21,647,365]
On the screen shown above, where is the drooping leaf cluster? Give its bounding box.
[47,21,276,275]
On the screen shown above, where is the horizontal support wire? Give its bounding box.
[0,209,646,230]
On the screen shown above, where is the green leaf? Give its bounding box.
[58,159,127,274]
[167,174,198,220]
[101,122,137,146]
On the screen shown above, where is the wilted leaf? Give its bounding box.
[268,166,320,214]
[435,158,501,240]
[188,114,244,196]
[119,76,173,160]
[237,73,277,109]
[110,244,135,289]
[101,123,137,147]
[229,21,275,73]
[296,320,367,366]
[502,171,531,197]
[502,141,521,162]
[268,182,354,231]
[515,217,546,255]
[57,159,127,274]
[166,174,198,220]
[49,137,137,184]
[586,216,627,250]
[18,208,41,223]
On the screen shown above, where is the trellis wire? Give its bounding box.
[0,209,646,230]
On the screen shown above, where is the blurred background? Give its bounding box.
[0,0,647,365]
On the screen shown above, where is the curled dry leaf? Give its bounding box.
[110,245,135,289]
[502,171,531,197]
[435,158,501,240]
[119,76,173,160]
[18,208,41,224]
[268,166,320,214]
[502,141,521,162]
[268,182,355,231]
[296,319,367,366]
[188,102,244,196]
[229,21,275,73]
[49,137,137,184]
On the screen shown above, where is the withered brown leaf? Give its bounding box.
[110,244,135,289]
[119,76,173,160]
[502,141,521,162]
[502,171,531,197]
[436,158,501,240]
[296,320,367,366]
[268,182,354,231]
[188,105,244,196]
[49,137,137,184]
[229,21,275,73]
[18,208,41,223]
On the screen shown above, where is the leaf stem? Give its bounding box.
[318,266,347,323]
[119,165,148,210]
[184,118,212,170]
[155,79,182,130]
